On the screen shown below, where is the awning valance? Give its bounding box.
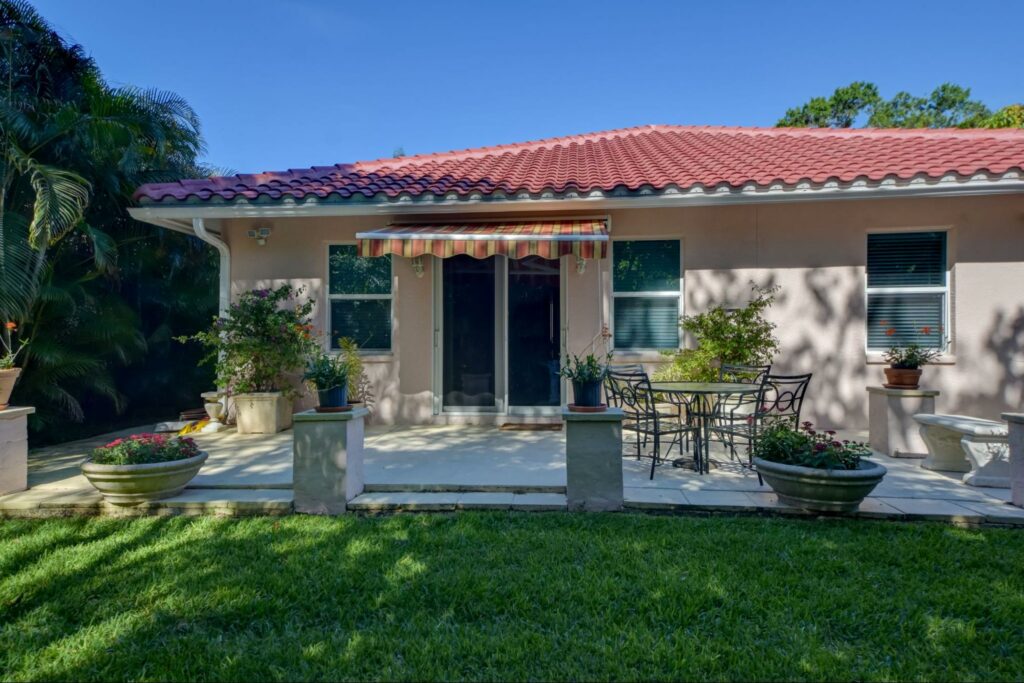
[355,220,608,260]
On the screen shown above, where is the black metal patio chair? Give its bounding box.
[606,370,698,479]
[709,372,812,482]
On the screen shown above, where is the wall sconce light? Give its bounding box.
[246,226,272,246]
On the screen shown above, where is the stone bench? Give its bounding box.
[913,414,1010,488]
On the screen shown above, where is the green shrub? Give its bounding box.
[303,350,351,391]
[655,283,780,382]
[179,285,316,397]
[89,433,200,465]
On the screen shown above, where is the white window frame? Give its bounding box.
[864,228,951,354]
[326,242,394,354]
[610,237,684,352]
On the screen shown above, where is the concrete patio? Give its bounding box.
[2,423,1023,525]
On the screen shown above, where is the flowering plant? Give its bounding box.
[880,324,943,369]
[754,421,871,471]
[1,321,28,370]
[178,285,317,397]
[89,433,200,465]
[883,343,941,369]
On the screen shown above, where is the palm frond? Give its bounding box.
[9,145,91,247]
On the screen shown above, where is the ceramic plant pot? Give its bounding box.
[81,451,208,506]
[0,368,21,409]
[317,384,348,409]
[883,367,922,390]
[753,457,887,513]
[571,379,604,408]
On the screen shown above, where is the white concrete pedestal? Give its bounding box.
[867,386,939,458]
[293,407,367,514]
[0,406,34,496]
[1003,413,1024,508]
[562,407,624,512]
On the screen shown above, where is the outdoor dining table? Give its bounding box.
[647,381,762,474]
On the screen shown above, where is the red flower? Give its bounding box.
[4,321,15,330]
[920,326,932,335]
[885,328,896,337]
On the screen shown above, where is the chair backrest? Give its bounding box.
[605,370,656,417]
[719,363,771,385]
[758,373,813,426]
[604,365,647,407]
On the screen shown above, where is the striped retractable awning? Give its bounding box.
[355,220,608,260]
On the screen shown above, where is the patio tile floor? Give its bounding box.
[1,423,1020,525]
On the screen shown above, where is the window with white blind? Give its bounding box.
[612,240,682,350]
[866,231,948,351]
[328,244,392,352]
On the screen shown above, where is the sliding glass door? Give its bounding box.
[442,255,498,409]
[507,256,560,407]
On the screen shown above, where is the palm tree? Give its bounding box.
[1,0,214,436]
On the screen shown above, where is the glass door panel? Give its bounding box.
[442,255,497,409]
[507,256,560,406]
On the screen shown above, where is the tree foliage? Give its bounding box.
[1,0,217,440]
[778,81,1022,129]
[654,284,781,383]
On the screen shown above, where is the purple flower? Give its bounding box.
[255,289,270,299]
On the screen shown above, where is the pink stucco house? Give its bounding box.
[130,125,1024,429]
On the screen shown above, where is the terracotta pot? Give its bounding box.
[883,367,922,389]
[0,368,21,409]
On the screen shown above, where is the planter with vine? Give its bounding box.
[559,352,611,410]
[882,341,941,390]
[179,285,317,434]
[81,433,208,505]
[0,322,29,410]
[753,421,886,513]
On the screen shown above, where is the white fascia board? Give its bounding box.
[128,175,1024,227]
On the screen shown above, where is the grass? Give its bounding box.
[1,513,1023,682]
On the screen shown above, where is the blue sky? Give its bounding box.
[34,0,1024,174]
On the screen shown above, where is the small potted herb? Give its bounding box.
[753,422,886,513]
[304,350,352,410]
[559,352,612,409]
[81,433,207,505]
[883,343,941,389]
[0,321,28,409]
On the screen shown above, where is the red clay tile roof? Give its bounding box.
[133,124,1024,204]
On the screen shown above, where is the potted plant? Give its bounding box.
[304,350,351,410]
[0,321,28,409]
[753,421,886,513]
[337,337,368,407]
[882,342,941,390]
[559,351,612,410]
[179,285,316,434]
[81,433,208,506]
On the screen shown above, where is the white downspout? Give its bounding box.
[192,217,230,316]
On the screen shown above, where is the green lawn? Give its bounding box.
[2,514,1023,682]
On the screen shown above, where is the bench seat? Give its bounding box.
[913,414,1010,488]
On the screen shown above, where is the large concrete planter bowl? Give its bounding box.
[753,457,887,513]
[81,451,208,506]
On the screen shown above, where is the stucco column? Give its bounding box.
[867,386,939,457]
[293,407,368,514]
[1003,413,1024,508]
[562,407,624,512]
[0,407,34,496]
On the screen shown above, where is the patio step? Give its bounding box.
[363,483,565,494]
[348,491,567,512]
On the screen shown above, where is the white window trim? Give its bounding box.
[610,238,684,353]
[326,242,394,354]
[864,229,951,355]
